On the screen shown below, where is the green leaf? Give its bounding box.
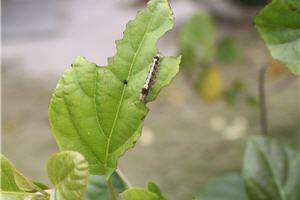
[14,171,37,192]
[121,189,159,200]
[121,182,167,200]
[0,154,46,200]
[0,154,21,192]
[48,0,180,179]
[199,174,248,200]
[147,182,167,200]
[243,136,300,200]
[255,0,300,75]
[216,37,240,63]
[180,13,216,70]
[86,173,126,200]
[47,151,89,200]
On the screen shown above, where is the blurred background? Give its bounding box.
[2,0,299,199]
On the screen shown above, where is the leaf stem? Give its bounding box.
[259,64,269,136]
[107,178,117,200]
[116,168,132,189]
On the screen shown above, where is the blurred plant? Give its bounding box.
[255,0,300,135]
[224,80,258,107]
[199,136,300,200]
[199,2,300,199]
[180,13,216,71]
[216,37,240,64]
[180,12,244,104]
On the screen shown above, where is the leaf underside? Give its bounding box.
[243,136,300,200]
[86,173,126,200]
[255,0,300,75]
[48,0,180,179]
[199,174,248,200]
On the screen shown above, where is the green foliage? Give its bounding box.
[199,174,248,200]
[47,151,89,200]
[243,136,300,200]
[0,154,48,200]
[180,13,216,70]
[147,182,167,200]
[1,154,23,192]
[200,136,299,200]
[255,0,300,75]
[121,182,167,200]
[48,0,181,179]
[86,173,126,200]
[217,37,240,63]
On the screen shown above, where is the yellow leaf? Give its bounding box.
[267,59,288,80]
[196,66,223,103]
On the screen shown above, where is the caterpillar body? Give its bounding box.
[140,55,161,102]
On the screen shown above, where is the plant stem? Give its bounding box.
[107,178,117,200]
[116,168,132,189]
[259,64,269,136]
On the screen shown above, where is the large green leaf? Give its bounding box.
[180,13,216,70]
[255,0,300,75]
[86,172,126,200]
[199,174,248,200]
[243,136,300,200]
[48,0,180,178]
[121,182,167,200]
[47,151,89,200]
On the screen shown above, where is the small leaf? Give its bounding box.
[86,173,126,200]
[180,13,216,70]
[266,59,288,80]
[147,182,167,200]
[196,66,223,103]
[48,0,180,179]
[121,189,159,200]
[255,0,300,75]
[121,182,167,200]
[14,171,37,192]
[47,151,89,200]
[243,136,300,200]
[31,181,49,191]
[199,174,248,200]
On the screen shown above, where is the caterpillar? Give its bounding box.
[140,54,161,102]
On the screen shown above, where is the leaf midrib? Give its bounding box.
[104,10,155,167]
[253,140,286,200]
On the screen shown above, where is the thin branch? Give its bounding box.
[259,64,269,136]
[106,178,117,200]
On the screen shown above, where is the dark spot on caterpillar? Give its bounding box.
[71,64,74,67]
[123,80,128,84]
